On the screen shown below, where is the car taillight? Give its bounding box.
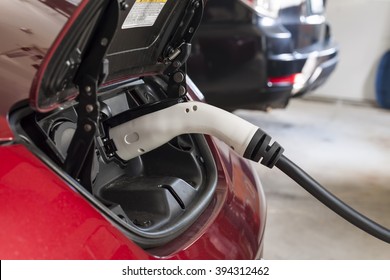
[239,0,281,18]
[268,73,300,85]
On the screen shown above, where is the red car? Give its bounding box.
[0,0,266,259]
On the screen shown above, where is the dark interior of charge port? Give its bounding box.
[9,76,217,248]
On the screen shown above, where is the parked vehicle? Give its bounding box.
[187,0,339,110]
[0,0,266,259]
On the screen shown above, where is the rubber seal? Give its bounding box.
[243,128,284,168]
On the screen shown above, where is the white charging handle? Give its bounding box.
[109,101,258,160]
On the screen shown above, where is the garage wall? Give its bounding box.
[312,0,390,102]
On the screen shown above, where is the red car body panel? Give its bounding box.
[0,143,265,259]
[0,144,151,260]
[0,116,13,142]
[0,0,266,259]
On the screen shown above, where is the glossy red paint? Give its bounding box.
[0,141,265,259]
[0,116,13,142]
[0,144,151,259]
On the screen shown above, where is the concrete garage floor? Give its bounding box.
[235,99,390,259]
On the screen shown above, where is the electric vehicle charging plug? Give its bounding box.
[108,101,390,243]
[109,101,284,166]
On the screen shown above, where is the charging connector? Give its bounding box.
[109,101,283,167]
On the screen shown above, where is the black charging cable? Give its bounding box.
[276,155,390,243]
[244,128,390,244]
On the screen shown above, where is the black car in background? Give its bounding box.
[187,0,338,110]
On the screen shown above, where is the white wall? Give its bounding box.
[313,0,390,102]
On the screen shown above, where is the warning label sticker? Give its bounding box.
[122,0,168,29]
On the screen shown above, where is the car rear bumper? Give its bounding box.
[268,41,339,96]
[188,55,293,111]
